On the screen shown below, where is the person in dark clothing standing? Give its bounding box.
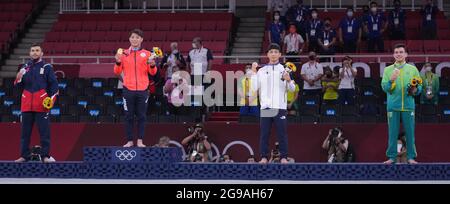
[14,43,58,163]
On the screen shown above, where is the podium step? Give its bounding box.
[83,147,183,163]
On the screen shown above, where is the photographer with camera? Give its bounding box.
[181,123,212,162]
[322,127,352,163]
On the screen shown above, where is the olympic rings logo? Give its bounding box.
[115,150,137,161]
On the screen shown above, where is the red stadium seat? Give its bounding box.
[177,42,192,54]
[156,21,171,31]
[126,21,141,31]
[111,21,128,31]
[99,42,117,55]
[9,12,26,22]
[1,22,18,32]
[96,21,111,31]
[182,31,199,41]
[69,43,84,54]
[150,32,165,41]
[166,32,182,42]
[59,32,77,42]
[405,20,420,30]
[141,21,155,32]
[105,31,122,42]
[52,22,67,32]
[66,21,82,32]
[120,32,130,42]
[201,32,215,41]
[406,40,424,54]
[82,21,97,31]
[439,40,450,53]
[90,31,107,42]
[53,42,70,55]
[84,42,99,55]
[438,29,450,40]
[423,40,440,54]
[171,21,186,31]
[437,19,450,30]
[201,21,216,31]
[212,31,228,42]
[75,31,91,42]
[185,21,201,31]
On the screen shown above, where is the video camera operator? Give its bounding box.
[181,123,212,162]
[322,127,353,163]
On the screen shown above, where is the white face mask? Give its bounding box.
[425,67,432,72]
[347,11,353,17]
[192,43,197,49]
[274,15,280,21]
[371,7,377,13]
[311,13,318,19]
[397,144,402,153]
[172,49,178,54]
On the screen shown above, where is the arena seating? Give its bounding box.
[41,13,234,64]
[0,0,40,54]
[262,10,450,56]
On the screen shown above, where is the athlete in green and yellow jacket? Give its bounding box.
[381,44,422,164]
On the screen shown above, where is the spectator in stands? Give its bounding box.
[153,136,171,148]
[247,155,256,163]
[306,8,322,52]
[182,123,212,162]
[397,132,407,163]
[318,18,337,60]
[381,44,422,164]
[250,44,296,164]
[284,23,305,62]
[388,0,406,40]
[339,6,362,53]
[187,37,213,75]
[322,127,351,163]
[163,65,187,115]
[114,29,158,147]
[14,43,58,163]
[321,66,339,104]
[421,0,439,40]
[268,0,291,25]
[338,56,357,105]
[359,5,371,42]
[420,62,439,105]
[287,82,300,116]
[363,1,387,53]
[160,42,186,81]
[219,154,234,163]
[238,63,259,117]
[286,0,310,40]
[268,11,286,47]
[301,51,323,96]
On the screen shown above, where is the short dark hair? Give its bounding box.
[193,37,202,44]
[310,8,318,13]
[129,28,144,38]
[288,23,296,29]
[347,6,354,11]
[394,43,408,52]
[324,17,332,22]
[266,43,281,53]
[30,43,42,51]
[370,1,378,6]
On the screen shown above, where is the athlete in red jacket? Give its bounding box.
[114,29,158,147]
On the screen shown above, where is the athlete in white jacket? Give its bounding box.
[250,43,296,164]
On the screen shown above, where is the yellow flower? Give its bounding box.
[152,47,163,58]
[42,97,53,109]
[285,62,297,72]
